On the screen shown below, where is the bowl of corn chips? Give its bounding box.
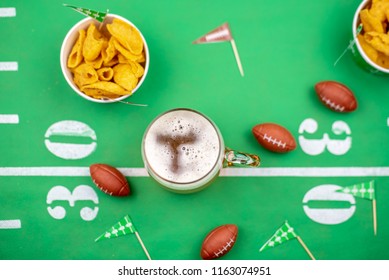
[352,0,389,74]
[60,14,149,103]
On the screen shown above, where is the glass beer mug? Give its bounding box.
[141,108,260,193]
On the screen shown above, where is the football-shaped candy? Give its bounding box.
[252,123,296,153]
[89,163,130,196]
[200,224,238,260]
[314,81,357,112]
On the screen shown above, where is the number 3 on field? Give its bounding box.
[298,118,352,156]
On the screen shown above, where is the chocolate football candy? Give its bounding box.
[200,224,238,260]
[314,81,357,112]
[252,123,296,153]
[89,163,130,196]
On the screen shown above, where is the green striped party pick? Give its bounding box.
[260,221,315,260]
[337,180,375,200]
[95,215,136,242]
[63,4,108,22]
[95,215,151,259]
[260,221,297,252]
[337,180,377,235]
[334,23,363,66]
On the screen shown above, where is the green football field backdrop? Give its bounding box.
[0,0,388,260]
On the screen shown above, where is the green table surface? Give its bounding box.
[0,0,388,260]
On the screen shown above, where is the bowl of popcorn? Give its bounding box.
[60,14,149,103]
[352,0,389,74]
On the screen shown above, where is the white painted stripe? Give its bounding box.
[0,62,18,71]
[0,167,91,176]
[220,167,389,177]
[0,167,148,177]
[0,219,21,229]
[0,8,16,17]
[0,114,19,124]
[119,168,150,177]
[0,167,389,177]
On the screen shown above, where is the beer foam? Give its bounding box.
[143,109,221,184]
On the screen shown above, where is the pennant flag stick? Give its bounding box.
[373,199,377,235]
[334,23,363,66]
[63,4,108,23]
[296,236,315,260]
[95,215,152,260]
[259,220,315,260]
[337,180,377,235]
[193,22,244,76]
[134,231,151,260]
[230,39,244,76]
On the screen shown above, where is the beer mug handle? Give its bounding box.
[223,147,260,167]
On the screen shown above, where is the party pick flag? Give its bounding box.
[95,215,151,260]
[337,180,377,235]
[259,221,315,260]
[193,23,233,43]
[193,23,244,76]
[63,4,108,22]
[334,23,363,66]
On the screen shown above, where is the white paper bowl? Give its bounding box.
[60,14,149,103]
[352,0,389,75]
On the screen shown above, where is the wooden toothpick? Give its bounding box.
[98,9,109,30]
[230,39,244,76]
[334,23,363,66]
[135,231,152,260]
[101,97,148,106]
[297,235,316,260]
[373,199,377,236]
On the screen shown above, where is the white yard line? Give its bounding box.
[0,8,16,17]
[0,219,21,229]
[0,167,388,177]
[0,62,18,71]
[0,114,19,124]
[219,167,389,177]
